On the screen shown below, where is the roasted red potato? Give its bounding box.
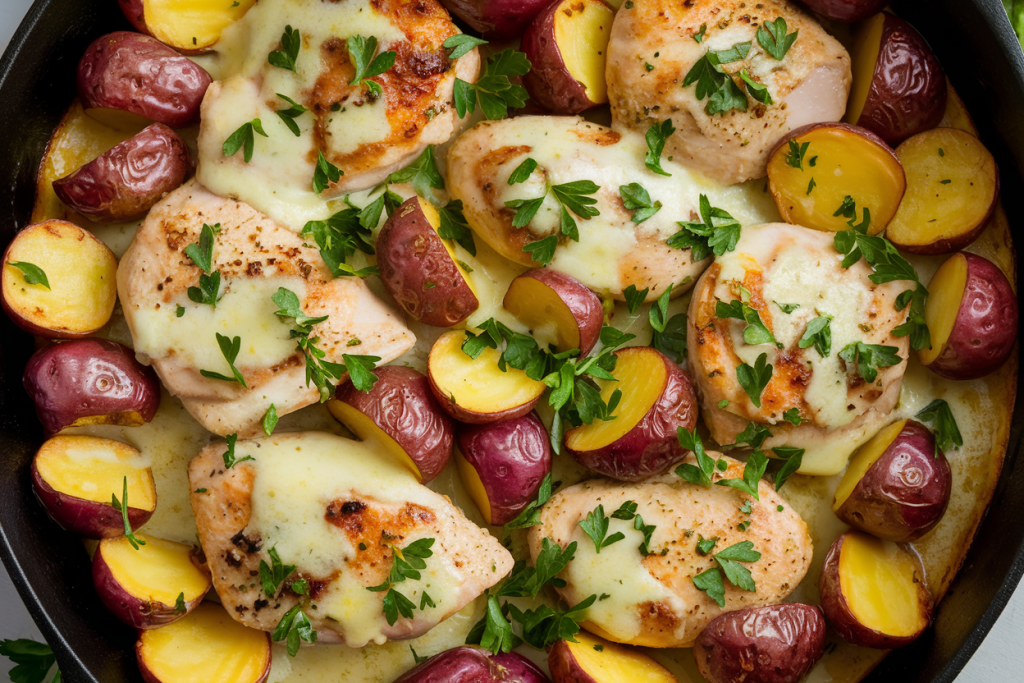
[428,330,546,424]
[329,366,454,483]
[819,531,933,648]
[919,252,1018,379]
[490,653,551,683]
[394,646,548,683]
[845,13,946,146]
[456,412,552,525]
[833,419,952,542]
[52,123,189,222]
[886,128,998,254]
[439,0,554,39]
[548,630,678,683]
[94,534,212,629]
[24,338,161,434]
[521,0,615,114]
[377,197,479,328]
[77,32,212,128]
[32,435,156,538]
[694,604,827,683]
[1,220,118,337]
[136,603,271,683]
[797,0,888,23]
[503,269,603,355]
[119,0,257,53]
[565,347,697,481]
[766,123,905,235]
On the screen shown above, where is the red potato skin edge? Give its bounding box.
[693,604,827,683]
[504,269,603,356]
[334,366,454,483]
[428,368,542,424]
[548,639,600,683]
[767,121,900,169]
[520,1,597,115]
[818,532,932,649]
[377,197,479,328]
[857,14,947,147]
[392,646,500,683]
[23,339,161,434]
[53,123,189,222]
[135,631,272,683]
[439,0,553,39]
[798,0,889,23]
[457,411,552,525]
[835,420,952,542]
[31,459,153,539]
[924,252,1018,379]
[490,652,552,683]
[566,350,699,481]
[77,31,212,127]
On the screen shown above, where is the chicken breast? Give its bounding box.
[117,179,415,436]
[189,431,513,648]
[528,455,812,648]
[606,0,851,185]
[687,223,910,475]
[197,0,480,230]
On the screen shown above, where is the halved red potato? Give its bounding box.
[78,32,212,129]
[503,269,603,355]
[886,128,999,254]
[845,13,947,146]
[378,197,479,328]
[94,534,212,629]
[136,603,271,683]
[428,330,546,424]
[565,347,697,481]
[32,435,156,538]
[833,420,951,542]
[797,0,888,23]
[521,0,615,114]
[766,123,905,235]
[918,252,1018,379]
[394,646,547,683]
[328,366,454,483]
[456,412,552,525]
[24,338,161,434]
[52,123,189,222]
[490,653,551,683]
[1,220,118,337]
[118,0,257,53]
[694,604,827,683]
[819,531,932,648]
[548,630,678,683]
[439,0,553,39]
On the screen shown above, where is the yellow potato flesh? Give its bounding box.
[137,604,270,683]
[844,12,885,126]
[143,0,257,51]
[566,630,678,682]
[2,221,118,334]
[767,126,903,235]
[102,535,209,604]
[839,533,928,637]
[554,0,615,104]
[887,128,998,249]
[429,331,546,414]
[417,197,478,298]
[35,435,156,510]
[919,253,968,366]
[503,276,580,352]
[833,420,906,510]
[326,399,423,480]
[566,348,666,451]
[455,450,493,524]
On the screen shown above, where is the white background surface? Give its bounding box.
[0,1,1021,680]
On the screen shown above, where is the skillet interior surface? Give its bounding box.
[0,0,1022,681]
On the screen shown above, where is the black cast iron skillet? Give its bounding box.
[1,0,1023,681]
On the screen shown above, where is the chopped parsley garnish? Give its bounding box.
[783,407,803,425]
[387,145,446,206]
[716,300,783,348]
[312,150,343,194]
[184,223,222,307]
[785,140,809,170]
[7,262,49,290]
[437,200,476,256]
[506,179,600,262]
[644,119,676,176]
[775,301,800,314]
[221,433,254,469]
[739,69,772,104]
[259,546,296,598]
[772,445,805,491]
[728,421,772,450]
[507,594,596,650]
[522,235,558,265]
[675,427,722,487]
[340,354,381,393]
[347,35,396,97]
[619,182,662,223]
[110,475,146,550]
[916,399,964,455]
[579,504,626,553]
[716,451,768,499]
[301,207,376,278]
[807,177,817,194]
[737,352,772,407]
[262,404,279,436]
[410,646,429,665]
[682,43,751,115]
[668,194,742,261]
[507,157,539,185]
[652,312,687,363]
[694,23,707,43]
[757,17,798,61]
[173,592,187,614]
[607,501,659,555]
[268,25,300,72]
[0,638,58,683]
[838,341,901,383]
[504,474,553,532]
[275,93,308,136]
[623,285,649,314]
[692,541,761,607]
[696,536,718,555]
[453,49,531,120]
[367,538,435,625]
[176,305,186,317]
[798,314,833,357]
[272,605,317,657]
[443,34,488,60]
[649,285,673,337]
[223,118,268,163]
[199,333,248,387]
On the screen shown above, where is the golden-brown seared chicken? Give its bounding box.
[117,179,414,436]
[189,432,514,648]
[687,223,910,475]
[606,0,851,185]
[528,455,812,648]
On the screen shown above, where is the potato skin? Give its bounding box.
[855,14,946,146]
[694,604,827,683]
[521,1,595,114]
[439,0,553,39]
[23,339,161,434]
[567,350,698,481]
[77,32,212,127]
[798,0,888,22]
[392,646,501,683]
[925,253,1018,379]
[333,366,454,483]
[52,123,189,222]
[491,653,551,683]
[457,412,552,525]
[547,640,596,683]
[835,420,952,542]
[503,269,603,356]
[31,459,153,538]
[377,197,479,327]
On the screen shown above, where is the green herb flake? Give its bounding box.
[7,261,49,290]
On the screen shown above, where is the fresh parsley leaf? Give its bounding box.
[510,594,596,650]
[798,314,833,357]
[729,421,772,450]
[551,179,601,239]
[357,185,404,229]
[623,285,649,314]
[453,49,531,120]
[471,592,519,654]
[652,313,687,363]
[275,93,308,136]
[388,145,445,206]
[110,476,146,551]
[682,44,751,115]
[916,399,963,455]
[579,505,626,553]
[262,404,278,436]
[692,567,726,607]
[505,473,553,531]
[611,500,638,520]
[506,196,545,229]
[272,287,329,330]
[223,119,268,163]
[522,234,558,265]
[807,177,817,194]
[892,284,932,351]
[716,300,783,348]
[736,352,772,407]
[437,200,476,256]
[347,35,396,97]
[694,23,707,43]
[667,194,742,261]
[313,150,343,194]
[675,427,718,487]
[739,69,773,104]
[0,639,57,683]
[775,301,800,314]
[838,341,901,383]
[341,354,380,393]
[645,119,676,175]
[714,540,761,591]
[173,592,186,614]
[272,605,317,656]
[785,140,809,170]
[619,182,662,223]
[187,270,221,308]
[782,408,803,425]
[268,25,301,72]
[715,450,768,499]
[410,646,429,665]
[301,207,376,278]
[632,514,659,556]
[7,262,49,290]
[367,539,435,626]
[443,34,488,60]
[290,579,309,595]
[221,433,254,469]
[650,285,672,333]
[715,42,752,63]
[183,223,218,273]
[382,588,417,626]
[771,445,804,491]
[259,545,297,597]
[200,333,248,387]
[500,537,576,598]
[696,536,718,556]
[508,158,538,185]
[757,17,798,61]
